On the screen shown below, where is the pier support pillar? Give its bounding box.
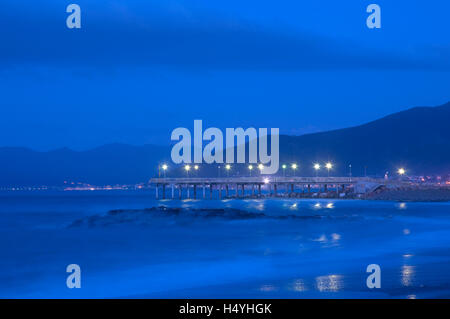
[193,185,197,199]
[179,185,182,199]
[187,185,190,199]
[203,184,206,199]
[308,184,311,193]
[226,185,229,197]
[274,184,277,196]
[236,184,239,198]
[324,184,328,192]
[241,184,245,197]
[162,184,166,199]
[252,184,255,196]
[219,185,222,199]
[210,184,213,199]
[291,184,294,193]
[171,185,174,199]
[155,185,159,199]
[258,184,262,196]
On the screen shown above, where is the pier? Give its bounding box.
[149,177,389,199]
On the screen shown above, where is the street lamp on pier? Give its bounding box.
[225,164,231,177]
[258,164,264,174]
[161,164,168,178]
[291,163,298,176]
[314,163,321,177]
[194,165,199,177]
[325,162,333,177]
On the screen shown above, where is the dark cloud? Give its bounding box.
[1,1,448,71]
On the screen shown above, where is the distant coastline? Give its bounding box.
[1,185,450,203]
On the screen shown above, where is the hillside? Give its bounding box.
[0,102,449,186]
[280,102,450,176]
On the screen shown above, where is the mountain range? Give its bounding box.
[1,102,449,186]
[280,101,450,177]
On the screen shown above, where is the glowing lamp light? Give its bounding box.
[225,164,231,170]
[258,164,264,170]
[314,163,321,170]
[194,165,199,170]
[264,178,270,184]
[398,168,406,176]
[325,162,333,170]
[248,165,253,170]
[291,163,297,170]
[184,165,191,171]
[162,164,168,170]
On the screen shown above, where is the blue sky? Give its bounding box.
[0,0,449,150]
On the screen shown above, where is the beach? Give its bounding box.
[1,191,450,298]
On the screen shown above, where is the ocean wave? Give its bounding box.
[68,206,326,227]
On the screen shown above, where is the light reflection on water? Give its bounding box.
[331,233,341,241]
[260,284,277,292]
[291,279,308,292]
[401,265,416,287]
[312,202,335,210]
[312,234,327,243]
[254,203,265,211]
[311,233,341,245]
[315,274,344,292]
[398,202,407,210]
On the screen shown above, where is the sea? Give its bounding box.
[1,190,450,298]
